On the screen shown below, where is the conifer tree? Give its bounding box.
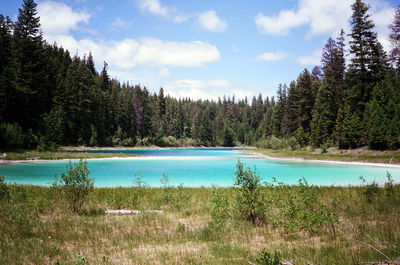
[0,15,16,122]
[286,81,300,135]
[157,88,166,117]
[13,0,46,130]
[296,69,314,133]
[389,5,400,70]
[311,31,346,146]
[347,0,383,116]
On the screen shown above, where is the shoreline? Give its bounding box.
[2,150,400,169]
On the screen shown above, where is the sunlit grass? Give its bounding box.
[2,150,137,160]
[1,183,399,264]
[250,147,400,164]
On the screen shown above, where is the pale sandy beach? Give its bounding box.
[3,150,400,169]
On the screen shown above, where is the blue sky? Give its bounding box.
[1,0,398,100]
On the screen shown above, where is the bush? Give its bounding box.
[208,187,231,229]
[160,172,173,204]
[271,178,338,236]
[54,160,94,213]
[0,122,25,149]
[360,176,380,203]
[136,137,151,147]
[233,160,267,225]
[384,172,395,199]
[256,136,300,150]
[0,185,39,235]
[0,176,9,202]
[131,173,149,207]
[255,249,282,265]
[161,136,179,147]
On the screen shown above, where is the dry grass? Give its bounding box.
[250,147,400,164]
[1,184,400,264]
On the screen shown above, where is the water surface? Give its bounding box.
[1,148,399,187]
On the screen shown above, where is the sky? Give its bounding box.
[0,0,398,100]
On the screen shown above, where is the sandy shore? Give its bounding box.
[2,150,400,169]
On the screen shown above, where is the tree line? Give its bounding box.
[0,0,399,150]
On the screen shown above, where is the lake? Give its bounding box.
[1,148,399,187]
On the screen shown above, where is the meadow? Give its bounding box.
[1,164,399,265]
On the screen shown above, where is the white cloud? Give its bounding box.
[172,15,189,23]
[164,79,257,101]
[158,67,170,78]
[207,79,233,87]
[297,49,322,65]
[138,0,169,17]
[255,0,395,45]
[370,2,395,51]
[198,10,227,32]
[255,9,307,36]
[38,1,90,36]
[111,17,133,28]
[39,21,219,70]
[256,52,288,61]
[137,0,187,23]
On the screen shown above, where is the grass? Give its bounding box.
[249,147,400,164]
[1,181,400,264]
[1,149,137,161]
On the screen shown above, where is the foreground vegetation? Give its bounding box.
[1,162,400,264]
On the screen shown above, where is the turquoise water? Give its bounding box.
[1,149,399,187]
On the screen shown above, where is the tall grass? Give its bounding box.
[0,174,399,264]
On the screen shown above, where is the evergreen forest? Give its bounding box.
[1,0,400,151]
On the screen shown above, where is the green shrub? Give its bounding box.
[360,176,380,203]
[73,255,88,265]
[0,122,24,149]
[255,248,283,265]
[0,185,39,236]
[160,172,173,204]
[172,184,191,210]
[256,136,301,150]
[0,176,9,202]
[106,190,125,209]
[208,187,231,229]
[233,160,267,225]
[54,159,94,213]
[271,178,338,236]
[384,172,395,199]
[131,173,149,207]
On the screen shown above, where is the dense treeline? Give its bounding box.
[0,0,400,150]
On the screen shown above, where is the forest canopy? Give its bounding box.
[0,0,399,150]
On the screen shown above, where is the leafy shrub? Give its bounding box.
[172,184,191,210]
[160,172,173,204]
[136,137,151,147]
[0,122,24,149]
[233,160,267,225]
[255,248,283,265]
[54,160,94,213]
[34,196,51,213]
[106,190,125,209]
[131,173,149,207]
[271,178,338,236]
[256,136,300,150]
[161,136,179,147]
[0,176,9,202]
[0,185,39,235]
[73,255,88,265]
[384,172,395,199]
[208,187,231,229]
[360,176,380,203]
